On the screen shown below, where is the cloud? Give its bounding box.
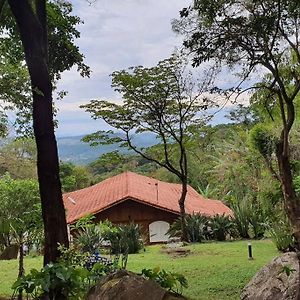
[55,0,190,136]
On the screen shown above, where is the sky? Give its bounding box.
[54,0,239,137]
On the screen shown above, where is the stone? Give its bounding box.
[241,252,299,300]
[0,244,19,260]
[86,269,186,300]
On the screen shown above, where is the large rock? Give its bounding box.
[241,252,299,300]
[86,269,186,300]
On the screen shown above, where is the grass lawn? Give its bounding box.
[0,240,278,300]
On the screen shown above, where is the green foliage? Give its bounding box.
[12,262,89,300]
[248,204,268,239]
[231,199,267,239]
[294,175,300,196]
[74,224,104,254]
[103,222,143,255]
[59,162,92,192]
[168,214,235,242]
[249,124,276,158]
[0,241,279,299]
[168,214,210,242]
[70,214,95,231]
[12,245,115,299]
[279,265,296,277]
[0,138,36,179]
[71,218,143,270]
[0,0,90,135]
[210,214,234,241]
[0,175,42,251]
[231,200,250,239]
[268,218,294,252]
[141,267,188,295]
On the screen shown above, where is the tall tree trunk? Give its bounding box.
[8,0,69,265]
[179,180,188,242]
[276,141,300,300]
[17,235,24,300]
[276,141,300,248]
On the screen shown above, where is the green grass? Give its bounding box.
[0,240,278,300]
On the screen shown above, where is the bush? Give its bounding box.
[102,222,143,255]
[141,267,188,295]
[12,262,89,300]
[74,224,104,253]
[167,214,211,243]
[248,203,267,239]
[231,200,251,238]
[210,214,234,241]
[268,219,294,252]
[12,246,115,299]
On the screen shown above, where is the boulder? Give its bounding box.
[0,244,19,260]
[241,252,299,300]
[86,269,186,300]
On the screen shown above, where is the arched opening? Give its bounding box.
[149,221,170,243]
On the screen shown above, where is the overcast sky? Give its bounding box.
[55,0,235,137]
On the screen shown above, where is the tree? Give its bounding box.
[2,0,78,265]
[59,161,92,192]
[0,175,42,299]
[0,0,90,135]
[175,0,300,249]
[0,138,37,179]
[82,55,215,241]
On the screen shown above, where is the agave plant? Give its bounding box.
[73,224,104,253]
[210,214,234,241]
[168,214,211,243]
[231,199,251,239]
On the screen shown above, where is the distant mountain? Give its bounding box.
[57,133,158,165]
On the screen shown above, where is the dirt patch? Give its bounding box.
[161,247,191,258]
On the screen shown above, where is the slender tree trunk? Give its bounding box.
[276,141,300,300]
[18,235,24,300]
[276,141,300,248]
[179,180,188,242]
[8,0,69,265]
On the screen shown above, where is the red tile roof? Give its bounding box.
[63,171,232,224]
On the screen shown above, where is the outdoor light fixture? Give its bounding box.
[248,242,253,260]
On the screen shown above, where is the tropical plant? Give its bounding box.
[12,262,90,300]
[73,224,104,254]
[210,214,234,241]
[168,214,211,243]
[268,217,294,252]
[103,223,143,255]
[248,204,268,239]
[141,267,188,296]
[231,199,251,239]
[12,245,115,300]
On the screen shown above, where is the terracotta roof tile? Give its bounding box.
[63,171,232,223]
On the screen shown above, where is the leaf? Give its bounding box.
[32,86,45,97]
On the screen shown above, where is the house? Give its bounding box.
[63,171,232,243]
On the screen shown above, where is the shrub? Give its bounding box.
[248,203,267,239]
[231,199,250,239]
[12,246,115,299]
[74,224,104,253]
[12,262,89,300]
[210,214,234,241]
[268,219,294,252]
[103,222,143,255]
[167,214,211,243]
[141,267,188,295]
